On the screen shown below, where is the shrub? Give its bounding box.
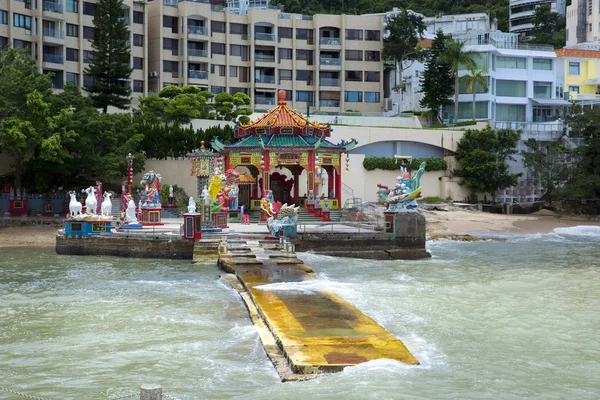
[454,120,477,127]
[363,157,447,172]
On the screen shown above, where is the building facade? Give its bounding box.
[565,0,600,46]
[0,0,149,94]
[510,0,565,38]
[555,46,600,106]
[147,1,385,112]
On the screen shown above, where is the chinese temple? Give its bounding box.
[211,90,357,211]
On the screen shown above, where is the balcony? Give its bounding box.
[188,26,208,35]
[163,0,178,6]
[188,70,208,79]
[255,54,275,62]
[255,32,275,41]
[255,96,275,105]
[319,78,340,87]
[320,38,341,45]
[43,54,64,64]
[320,58,341,66]
[255,76,275,84]
[118,17,130,25]
[320,99,340,107]
[43,28,65,39]
[211,4,225,11]
[43,1,63,13]
[188,48,208,57]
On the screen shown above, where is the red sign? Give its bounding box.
[2,184,11,193]
[277,153,301,164]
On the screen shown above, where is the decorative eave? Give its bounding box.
[210,137,225,153]
[186,140,218,158]
[341,138,358,152]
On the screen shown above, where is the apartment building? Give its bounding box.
[0,0,149,94]
[509,0,565,37]
[146,0,385,112]
[565,0,600,46]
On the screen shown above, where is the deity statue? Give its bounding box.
[264,190,274,204]
[139,170,163,207]
[228,186,239,210]
[307,190,315,205]
[323,197,330,211]
[125,197,138,223]
[201,185,210,204]
[169,185,174,198]
[376,162,426,212]
[187,197,197,213]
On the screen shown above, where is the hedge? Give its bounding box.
[363,157,447,172]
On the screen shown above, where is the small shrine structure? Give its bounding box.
[211,90,356,211]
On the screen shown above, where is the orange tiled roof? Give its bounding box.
[239,90,329,130]
[555,48,600,58]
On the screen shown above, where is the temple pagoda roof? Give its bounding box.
[234,90,331,138]
[212,134,357,152]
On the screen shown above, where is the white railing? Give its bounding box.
[255,76,275,84]
[255,32,275,41]
[255,96,275,105]
[320,38,341,45]
[188,70,208,79]
[43,1,63,12]
[163,0,178,6]
[255,54,275,62]
[320,58,341,66]
[188,48,208,57]
[43,28,64,38]
[188,25,208,35]
[320,78,340,87]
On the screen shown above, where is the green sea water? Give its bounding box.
[1,226,599,399]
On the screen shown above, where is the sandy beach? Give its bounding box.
[1,209,600,248]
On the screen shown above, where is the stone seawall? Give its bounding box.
[56,235,194,259]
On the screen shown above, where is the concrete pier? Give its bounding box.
[218,238,419,380]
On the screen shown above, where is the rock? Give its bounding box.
[428,234,506,242]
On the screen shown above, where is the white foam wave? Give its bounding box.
[553,225,600,238]
[253,279,354,296]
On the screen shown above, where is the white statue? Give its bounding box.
[125,198,138,223]
[188,197,197,213]
[68,191,82,217]
[323,197,330,211]
[101,192,113,217]
[138,199,142,210]
[201,185,210,204]
[84,186,97,215]
[264,190,274,204]
[169,185,174,198]
[307,190,315,205]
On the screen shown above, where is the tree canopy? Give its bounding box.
[419,31,453,120]
[527,3,566,49]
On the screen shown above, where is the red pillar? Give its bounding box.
[306,150,315,194]
[336,165,342,207]
[327,166,334,198]
[262,150,271,196]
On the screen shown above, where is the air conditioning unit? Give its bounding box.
[149,71,159,78]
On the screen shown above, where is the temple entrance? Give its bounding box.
[269,171,294,204]
[238,185,251,209]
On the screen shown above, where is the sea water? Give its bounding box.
[1,226,599,399]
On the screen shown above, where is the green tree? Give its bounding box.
[454,127,521,196]
[214,92,253,124]
[439,39,477,123]
[382,9,426,91]
[138,89,214,125]
[84,0,132,113]
[419,31,453,120]
[521,138,577,197]
[459,67,488,121]
[528,3,566,49]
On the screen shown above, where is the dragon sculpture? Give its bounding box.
[377,162,426,212]
[261,199,299,238]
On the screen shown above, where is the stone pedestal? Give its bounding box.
[306,203,315,214]
[183,213,202,240]
[314,207,322,217]
[212,211,229,228]
[140,207,163,226]
[384,211,426,245]
[322,210,331,222]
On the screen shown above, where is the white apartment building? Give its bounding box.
[0,0,149,94]
[509,0,565,38]
[147,0,386,112]
[565,0,600,46]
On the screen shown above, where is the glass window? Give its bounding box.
[459,79,487,94]
[133,34,143,47]
[279,69,292,82]
[229,66,237,77]
[211,42,225,55]
[83,75,95,88]
[568,85,580,93]
[13,14,32,30]
[533,81,552,98]
[66,0,78,13]
[345,29,363,40]
[365,51,380,61]
[66,72,79,86]
[345,50,362,61]
[230,23,248,39]
[296,90,314,104]
[218,65,225,76]
[66,23,78,37]
[365,71,380,82]
[344,91,362,102]
[296,29,314,41]
[455,101,488,119]
[496,80,526,97]
[66,47,78,62]
[83,26,94,40]
[229,44,249,60]
[345,70,362,81]
[296,70,313,83]
[133,80,143,93]
[133,57,143,70]
[365,30,380,41]
[82,1,95,15]
[364,92,380,102]
[568,62,580,75]
[533,58,552,70]
[211,86,225,94]
[278,48,292,61]
[496,104,526,121]
[496,56,526,69]
[0,37,8,48]
[211,20,225,33]
[278,27,292,39]
[296,49,313,61]
[133,11,144,24]
[0,10,7,25]
[83,50,93,63]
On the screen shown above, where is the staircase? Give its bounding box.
[110,198,122,219]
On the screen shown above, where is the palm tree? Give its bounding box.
[439,40,477,123]
[460,67,489,121]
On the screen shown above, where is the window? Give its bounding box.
[278,48,292,61]
[459,79,488,94]
[568,85,580,93]
[83,26,94,40]
[533,81,552,99]
[496,56,526,69]
[83,50,93,63]
[211,86,225,94]
[496,80,526,97]
[496,104,526,122]
[533,58,552,70]
[296,28,314,43]
[133,57,143,70]
[279,69,292,82]
[163,60,177,72]
[211,42,225,55]
[133,34,143,47]
[13,39,32,54]
[230,66,237,77]
[230,23,248,39]
[83,75,95,88]
[569,62,580,75]
[278,27,292,39]
[0,10,6,25]
[296,90,314,104]
[133,11,144,24]
[0,37,8,49]
[66,23,78,37]
[210,21,224,34]
[365,30,380,41]
[345,91,362,102]
[229,87,248,95]
[455,101,488,119]
[296,70,313,83]
[82,1,95,15]
[364,92,380,102]
[345,50,362,61]
[296,49,313,63]
[218,65,225,76]
[345,71,362,81]
[66,0,78,13]
[230,44,249,60]
[66,47,78,62]
[365,71,380,82]
[13,14,32,31]
[134,80,144,93]
[66,72,79,86]
[345,29,363,40]
[365,51,380,62]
